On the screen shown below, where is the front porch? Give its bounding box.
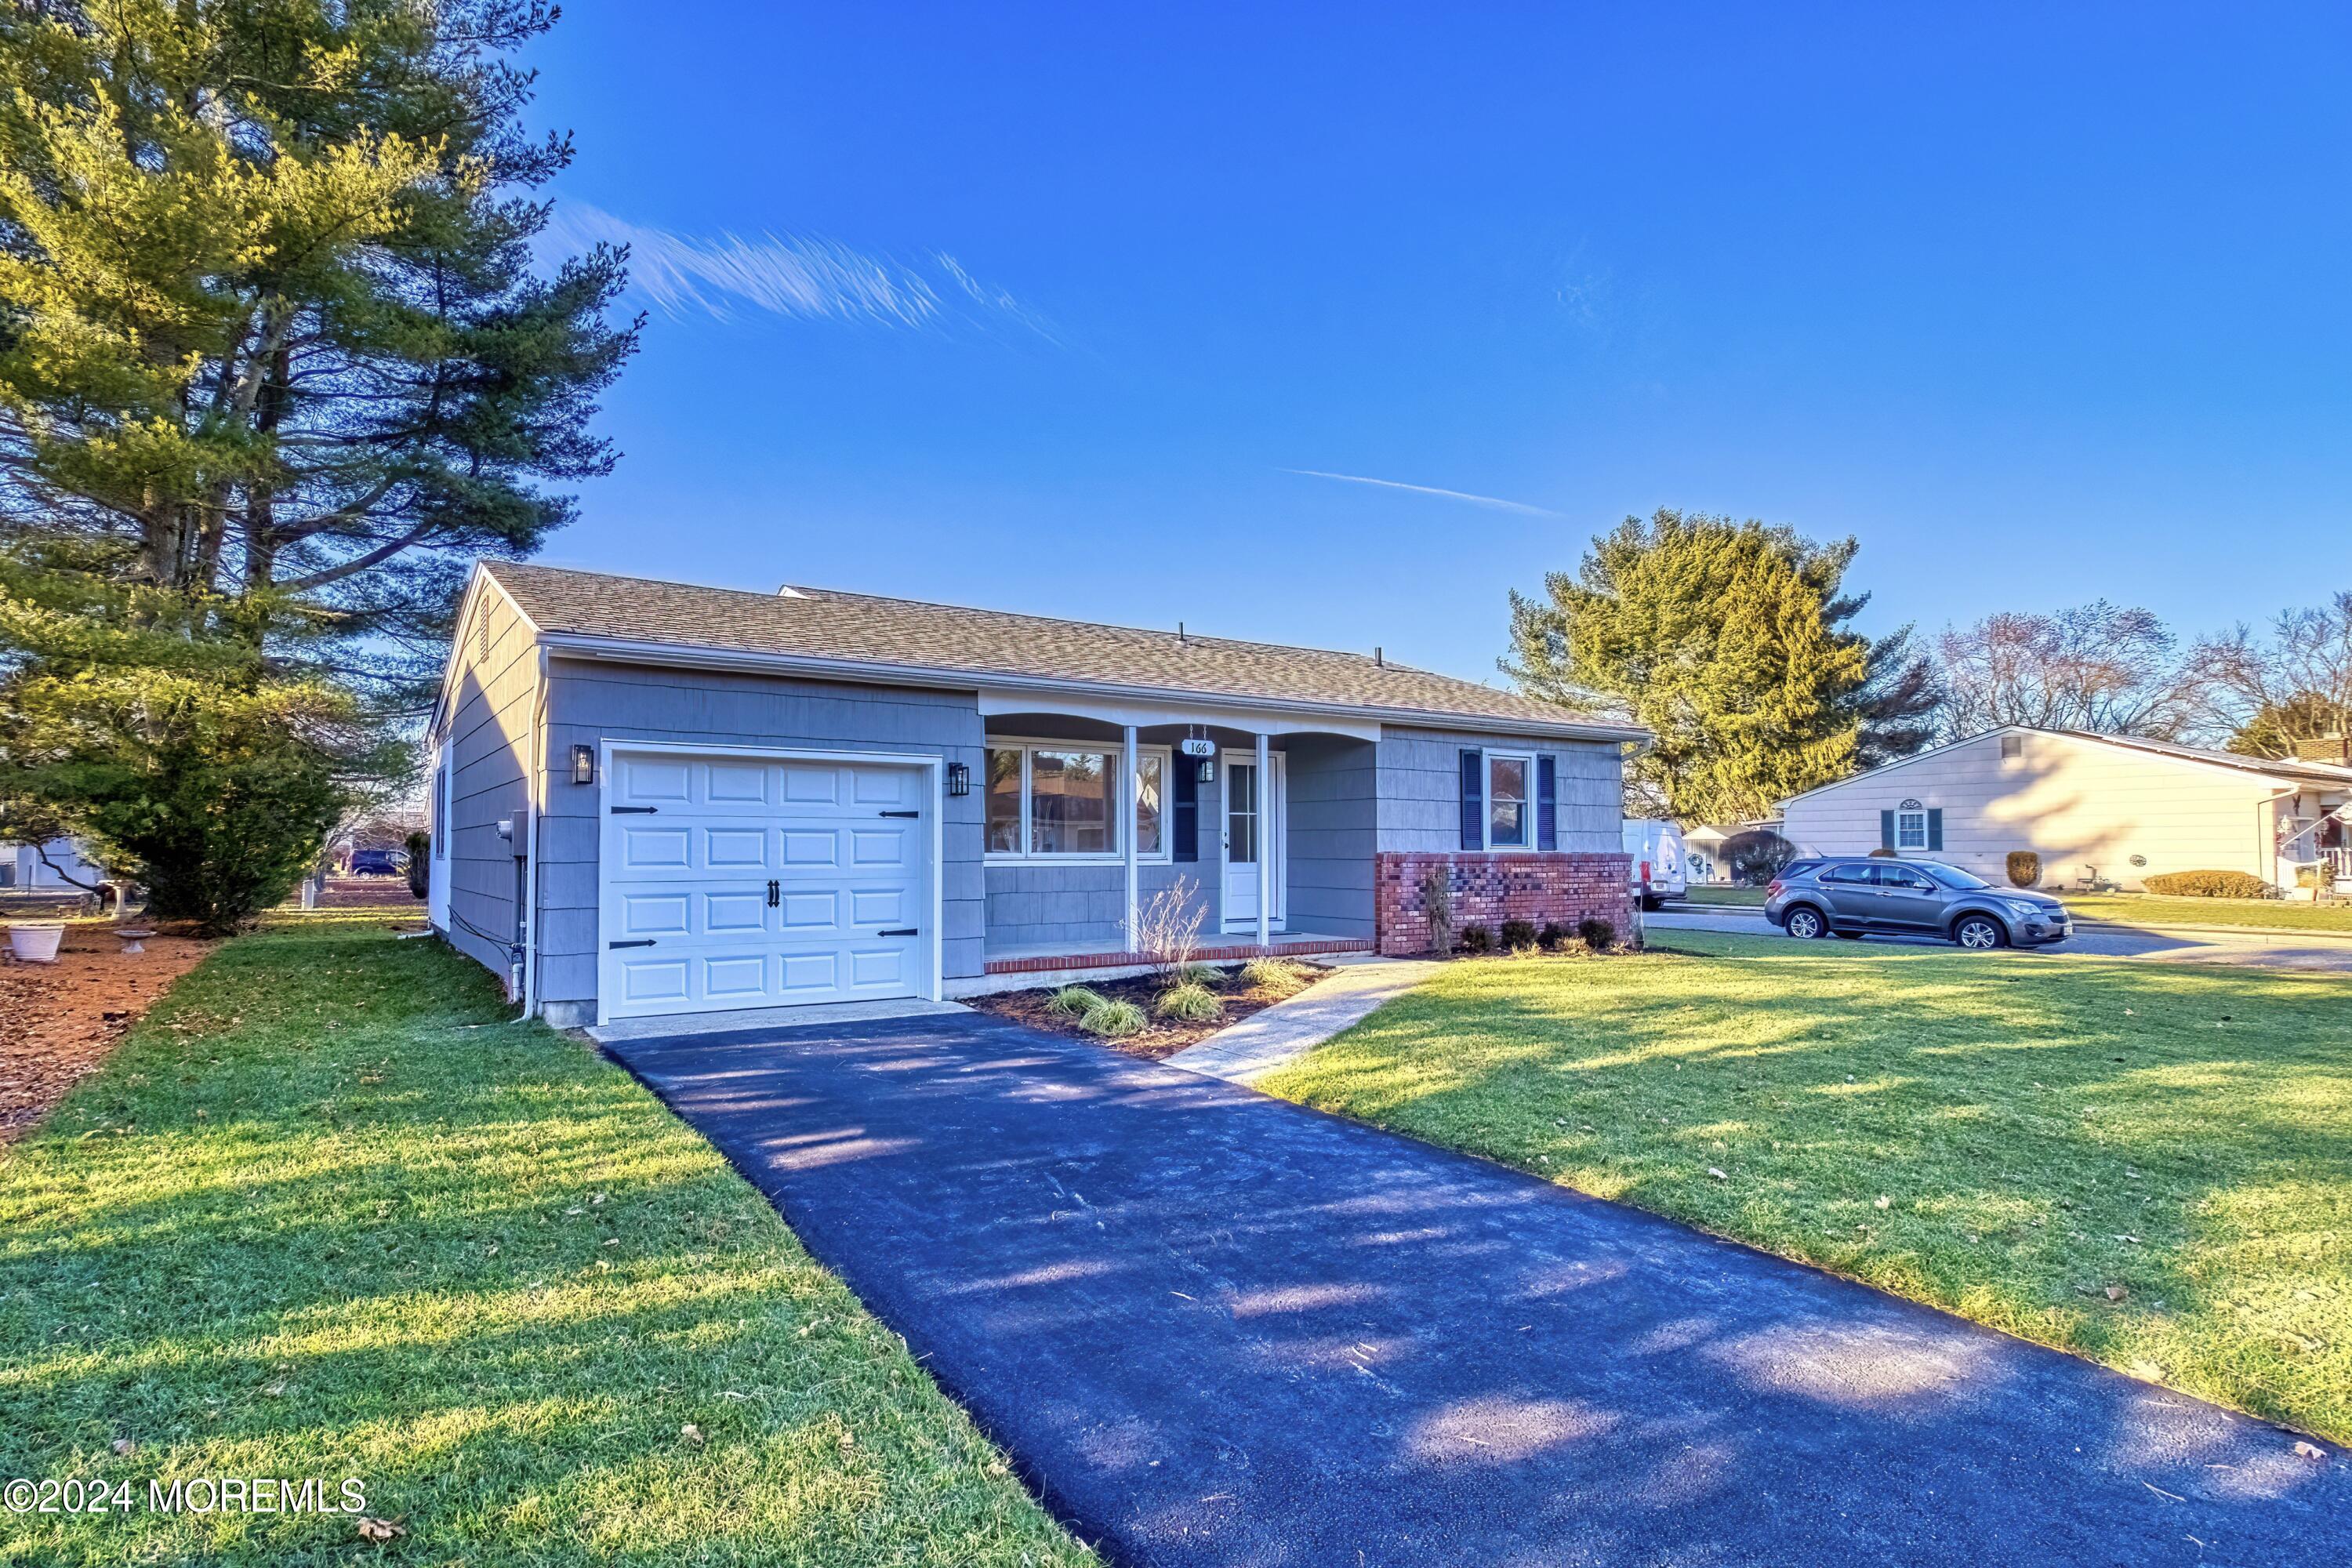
[978,699,1382,967]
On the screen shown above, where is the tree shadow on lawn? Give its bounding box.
[1260,941,2352,1446]
[0,923,1091,1568]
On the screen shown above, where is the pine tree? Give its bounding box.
[0,1,636,924]
[1506,510,1917,824]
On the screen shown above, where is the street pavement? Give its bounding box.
[1649,906,2352,975]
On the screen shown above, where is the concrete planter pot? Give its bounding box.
[8,921,66,964]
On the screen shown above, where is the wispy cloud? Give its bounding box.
[1283,468,1561,517]
[543,201,1054,340]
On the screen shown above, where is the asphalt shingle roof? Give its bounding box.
[2063,730,2352,789]
[485,562,1638,737]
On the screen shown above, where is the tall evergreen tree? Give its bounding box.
[0,0,636,924]
[1506,509,1926,824]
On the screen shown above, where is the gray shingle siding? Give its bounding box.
[1376,728,1621,854]
[1284,735,1378,938]
[440,590,540,983]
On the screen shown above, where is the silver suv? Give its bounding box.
[1763,858,2071,949]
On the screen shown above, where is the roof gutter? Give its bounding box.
[532,630,1653,747]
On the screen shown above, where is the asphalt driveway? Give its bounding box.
[601,1012,2347,1568]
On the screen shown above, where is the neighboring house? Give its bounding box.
[1779,726,2352,895]
[426,563,1644,1028]
[2,837,103,892]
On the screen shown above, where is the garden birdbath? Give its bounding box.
[111,928,155,956]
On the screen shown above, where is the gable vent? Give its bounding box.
[477,608,491,663]
[776,585,811,599]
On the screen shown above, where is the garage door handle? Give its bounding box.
[611,806,658,815]
[608,938,656,949]
[878,810,919,818]
[878,927,919,937]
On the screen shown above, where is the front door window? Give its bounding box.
[1227,762,1258,866]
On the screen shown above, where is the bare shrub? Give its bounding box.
[1418,866,1455,955]
[1128,876,1207,986]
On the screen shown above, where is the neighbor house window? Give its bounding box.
[1487,753,1531,848]
[985,742,1171,861]
[1896,808,1929,849]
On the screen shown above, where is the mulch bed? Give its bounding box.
[965,963,1330,1062]
[0,923,214,1142]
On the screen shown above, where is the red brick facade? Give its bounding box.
[1374,851,1636,956]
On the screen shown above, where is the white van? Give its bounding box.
[1622,819,1689,909]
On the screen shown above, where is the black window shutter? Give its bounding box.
[1926,808,1944,851]
[1460,750,1484,851]
[1880,809,1896,850]
[1171,759,1198,862]
[1537,756,1558,851]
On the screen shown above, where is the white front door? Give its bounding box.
[1221,750,1287,931]
[599,750,931,1022]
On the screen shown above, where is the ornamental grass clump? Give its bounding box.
[1045,985,1105,1018]
[1080,998,1147,1037]
[1239,956,1308,994]
[1155,982,1221,1022]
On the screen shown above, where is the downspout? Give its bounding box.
[521,647,548,1017]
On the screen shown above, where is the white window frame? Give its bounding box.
[984,737,1174,865]
[1896,807,1929,850]
[1483,749,1536,851]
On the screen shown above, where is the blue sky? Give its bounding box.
[518,3,2351,687]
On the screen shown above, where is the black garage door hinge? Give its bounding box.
[877,927,919,937]
[878,809,919,818]
[610,805,658,814]
[607,938,657,949]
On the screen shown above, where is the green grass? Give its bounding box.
[2064,891,2352,935]
[1261,931,2352,1443]
[0,916,1091,1567]
[1680,886,1766,906]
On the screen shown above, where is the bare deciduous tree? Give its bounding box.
[2192,592,2352,758]
[1931,602,2208,741]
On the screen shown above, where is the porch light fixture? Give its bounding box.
[570,745,594,786]
[946,760,971,797]
[1197,756,1217,785]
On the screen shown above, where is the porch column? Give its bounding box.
[1123,724,1139,953]
[1254,731,1271,951]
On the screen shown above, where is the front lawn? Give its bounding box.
[1260,931,2352,1443]
[0,916,1091,1566]
[2064,891,2352,935]
[1679,886,1765,906]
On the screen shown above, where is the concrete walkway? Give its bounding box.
[1166,954,1441,1083]
[601,1011,2347,1568]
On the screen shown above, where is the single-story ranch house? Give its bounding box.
[426,563,1643,1028]
[1779,724,2352,895]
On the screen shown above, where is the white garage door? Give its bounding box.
[599,750,932,1022]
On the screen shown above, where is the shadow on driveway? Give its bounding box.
[602,1012,2347,1568]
